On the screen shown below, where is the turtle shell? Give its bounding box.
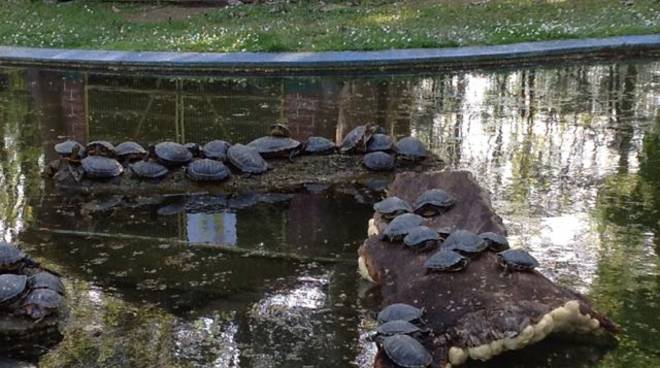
[382,213,425,242]
[363,152,395,171]
[497,249,539,271]
[367,134,395,152]
[480,232,510,252]
[186,159,231,182]
[0,242,26,269]
[130,160,169,179]
[442,230,488,255]
[154,142,193,167]
[54,140,84,157]
[340,124,379,154]
[413,189,455,217]
[424,249,468,272]
[376,320,422,337]
[81,156,123,178]
[382,335,433,368]
[115,141,147,161]
[0,274,27,304]
[29,272,65,295]
[270,123,290,137]
[202,140,231,161]
[373,196,412,220]
[227,144,268,174]
[304,136,336,155]
[377,303,423,324]
[86,140,115,156]
[396,137,427,161]
[403,226,440,250]
[247,136,301,159]
[23,288,62,318]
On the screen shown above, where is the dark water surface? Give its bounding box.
[0,59,659,367]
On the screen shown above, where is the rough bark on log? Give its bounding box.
[357,171,617,368]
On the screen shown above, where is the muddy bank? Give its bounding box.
[358,171,617,367]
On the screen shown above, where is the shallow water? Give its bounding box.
[0,59,659,367]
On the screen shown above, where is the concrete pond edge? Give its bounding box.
[0,34,659,74]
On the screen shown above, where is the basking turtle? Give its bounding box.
[0,274,28,307]
[442,229,488,255]
[270,123,290,137]
[54,140,85,161]
[247,136,302,159]
[403,226,440,250]
[304,136,336,155]
[115,141,147,162]
[377,303,424,324]
[130,160,169,180]
[202,140,231,161]
[480,232,510,252]
[396,137,427,161]
[381,213,425,242]
[227,144,269,174]
[81,156,124,179]
[382,334,433,368]
[21,288,63,321]
[0,242,30,271]
[340,123,379,154]
[376,320,424,338]
[186,159,231,182]
[152,142,193,167]
[86,140,115,157]
[29,272,65,296]
[373,196,412,220]
[363,152,395,171]
[367,134,395,153]
[497,249,539,271]
[184,142,202,157]
[424,249,468,272]
[413,189,455,217]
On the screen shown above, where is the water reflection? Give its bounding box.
[0,58,658,367]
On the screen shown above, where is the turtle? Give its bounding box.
[81,156,124,179]
[340,123,380,154]
[270,123,291,137]
[367,133,395,153]
[363,152,395,171]
[480,232,510,252]
[186,159,232,182]
[151,142,193,167]
[373,196,413,220]
[85,140,115,157]
[413,189,455,217]
[497,249,539,271]
[0,274,28,307]
[21,288,63,321]
[403,226,440,250]
[396,137,427,161]
[304,136,336,155]
[381,213,425,242]
[227,144,269,174]
[382,334,433,368]
[184,142,202,157]
[247,136,302,159]
[130,160,169,180]
[424,249,468,272]
[0,242,30,271]
[202,140,231,161]
[28,272,65,295]
[115,141,147,162]
[376,320,424,338]
[54,140,85,161]
[442,230,488,255]
[377,303,424,324]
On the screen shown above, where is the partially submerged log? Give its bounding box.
[48,154,443,196]
[357,171,617,368]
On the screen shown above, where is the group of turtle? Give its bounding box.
[373,189,540,273]
[0,243,64,321]
[50,123,428,182]
[372,303,433,368]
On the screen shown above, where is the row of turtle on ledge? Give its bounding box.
[374,189,540,273]
[48,123,428,182]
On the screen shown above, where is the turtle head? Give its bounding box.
[270,123,290,138]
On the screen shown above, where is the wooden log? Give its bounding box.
[358,171,617,368]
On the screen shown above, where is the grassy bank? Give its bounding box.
[0,0,658,53]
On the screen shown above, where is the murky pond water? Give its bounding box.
[0,58,658,367]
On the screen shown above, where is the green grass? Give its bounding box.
[0,0,658,52]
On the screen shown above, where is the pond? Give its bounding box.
[0,58,658,367]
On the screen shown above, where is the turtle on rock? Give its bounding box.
[413,189,455,217]
[373,197,413,220]
[86,140,116,157]
[396,137,427,161]
[80,156,124,180]
[227,144,269,174]
[304,136,336,155]
[115,141,147,163]
[377,303,424,324]
[497,249,539,272]
[363,152,395,171]
[424,249,468,272]
[381,213,425,242]
[381,335,433,368]
[186,159,232,182]
[340,123,380,154]
[151,142,193,167]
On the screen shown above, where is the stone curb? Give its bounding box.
[0,35,659,74]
